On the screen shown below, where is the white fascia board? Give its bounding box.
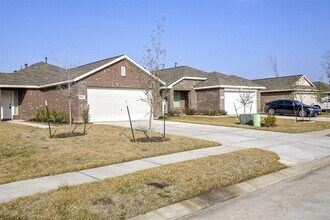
[195,85,266,90]
[167,77,207,88]
[301,75,316,88]
[40,80,73,89]
[0,85,39,89]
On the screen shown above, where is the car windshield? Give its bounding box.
[293,100,303,105]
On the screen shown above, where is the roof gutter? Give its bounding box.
[194,85,266,90]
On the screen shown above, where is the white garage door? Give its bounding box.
[224,91,257,115]
[87,88,150,122]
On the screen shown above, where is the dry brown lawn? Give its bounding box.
[0,122,218,184]
[0,148,286,219]
[169,116,330,133]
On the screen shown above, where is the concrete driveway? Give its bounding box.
[105,120,330,166]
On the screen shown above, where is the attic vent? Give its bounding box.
[120,66,126,76]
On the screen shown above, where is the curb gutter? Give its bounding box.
[131,155,330,220]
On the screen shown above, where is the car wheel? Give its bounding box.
[268,108,275,115]
[298,109,307,117]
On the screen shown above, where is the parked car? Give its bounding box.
[313,98,330,112]
[265,99,321,117]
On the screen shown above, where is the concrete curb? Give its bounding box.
[131,155,330,220]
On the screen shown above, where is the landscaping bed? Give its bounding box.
[0,122,218,184]
[168,116,330,133]
[0,148,286,219]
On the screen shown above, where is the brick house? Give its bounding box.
[252,75,318,110]
[158,66,265,115]
[0,55,164,122]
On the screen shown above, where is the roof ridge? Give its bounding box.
[160,65,207,73]
[253,74,304,81]
[74,54,124,69]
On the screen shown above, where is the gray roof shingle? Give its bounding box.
[158,66,208,85]
[252,75,314,91]
[313,81,330,92]
[0,55,123,87]
[195,71,263,88]
[158,66,263,89]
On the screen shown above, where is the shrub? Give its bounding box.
[168,109,182,117]
[32,107,69,124]
[184,108,197,115]
[34,107,48,122]
[263,115,277,127]
[218,109,227,116]
[158,115,168,120]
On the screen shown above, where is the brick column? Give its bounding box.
[257,90,261,113]
[219,88,225,110]
[167,89,174,111]
[189,89,197,109]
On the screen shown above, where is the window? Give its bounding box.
[173,91,181,108]
[13,91,19,115]
[120,66,126,76]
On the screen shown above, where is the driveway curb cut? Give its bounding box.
[131,155,330,220]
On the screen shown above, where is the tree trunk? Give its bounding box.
[68,83,72,133]
[148,104,152,138]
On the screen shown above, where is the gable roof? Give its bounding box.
[195,72,264,89]
[158,66,208,87]
[0,55,165,88]
[252,74,315,92]
[313,81,330,92]
[158,66,264,89]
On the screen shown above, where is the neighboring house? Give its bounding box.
[252,74,317,109]
[313,81,330,99]
[158,66,265,115]
[0,55,164,122]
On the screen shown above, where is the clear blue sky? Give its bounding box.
[1,0,329,82]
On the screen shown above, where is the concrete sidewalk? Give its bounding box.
[0,145,237,204]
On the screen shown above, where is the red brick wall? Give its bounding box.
[260,91,294,111]
[196,88,221,111]
[16,58,162,121]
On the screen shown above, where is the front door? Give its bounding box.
[1,91,12,120]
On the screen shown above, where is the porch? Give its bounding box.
[0,89,19,120]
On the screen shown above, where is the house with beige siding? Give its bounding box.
[252,75,317,110]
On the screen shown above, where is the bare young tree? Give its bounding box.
[268,54,279,77]
[237,90,255,114]
[322,50,330,84]
[57,64,77,132]
[140,18,167,138]
[51,54,79,133]
[321,51,330,112]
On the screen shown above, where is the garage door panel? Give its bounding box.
[87,88,150,122]
[224,91,257,115]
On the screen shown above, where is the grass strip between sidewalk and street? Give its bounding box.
[168,116,330,133]
[0,148,287,219]
[0,122,218,184]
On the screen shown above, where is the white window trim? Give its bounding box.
[120,66,126,76]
